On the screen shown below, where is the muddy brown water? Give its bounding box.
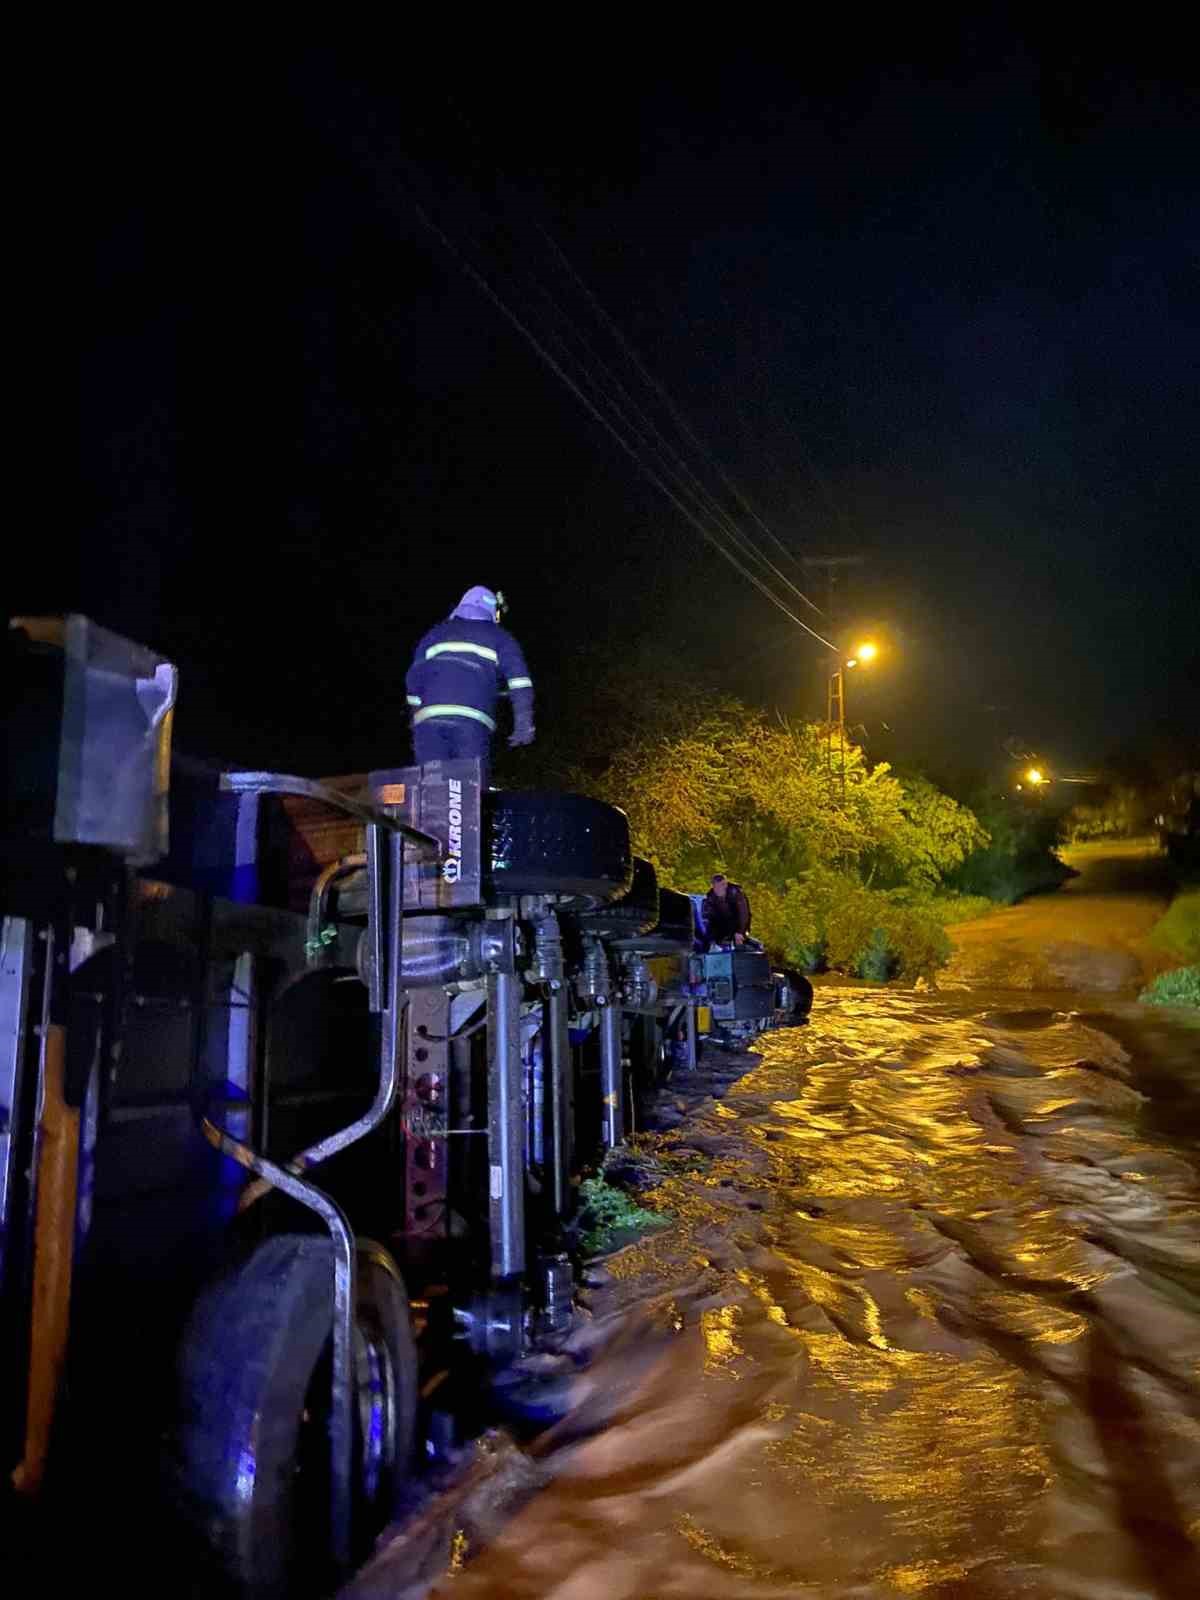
[437,989,1200,1599]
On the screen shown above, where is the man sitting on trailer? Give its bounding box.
[700,873,752,948]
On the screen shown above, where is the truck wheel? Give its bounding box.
[784,969,814,1019]
[172,1234,417,1596]
[577,856,659,937]
[610,885,695,952]
[653,888,696,947]
[486,790,633,902]
[628,1014,669,1120]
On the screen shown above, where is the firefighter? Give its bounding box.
[701,873,752,947]
[406,586,535,770]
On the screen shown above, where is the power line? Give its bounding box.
[437,195,827,617]
[522,270,826,613]
[393,91,857,630]
[380,94,831,626]
[346,108,835,650]
[408,200,840,652]
[537,226,827,616]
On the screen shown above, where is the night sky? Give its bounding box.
[66,31,1198,782]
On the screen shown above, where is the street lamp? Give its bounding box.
[829,643,879,725]
[1025,767,1045,787]
[828,642,880,794]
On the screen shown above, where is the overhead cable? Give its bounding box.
[410,201,839,652]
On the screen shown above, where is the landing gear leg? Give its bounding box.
[600,999,624,1148]
[545,987,573,1217]
[486,964,525,1287]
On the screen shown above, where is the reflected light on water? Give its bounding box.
[451,990,1200,1598]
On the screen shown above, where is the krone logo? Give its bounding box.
[443,778,464,883]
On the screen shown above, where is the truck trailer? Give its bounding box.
[3,616,808,1595]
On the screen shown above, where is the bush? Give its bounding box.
[750,881,824,971]
[855,927,893,982]
[577,1175,668,1256]
[1062,785,1148,842]
[865,900,952,981]
[1150,891,1200,963]
[925,893,996,926]
[1138,967,1200,1008]
[946,786,1071,904]
[751,872,951,983]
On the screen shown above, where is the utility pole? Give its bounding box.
[801,553,864,629]
[802,555,864,795]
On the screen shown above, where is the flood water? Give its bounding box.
[447,989,1200,1599]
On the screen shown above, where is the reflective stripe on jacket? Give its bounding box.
[412,703,496,731]
[405,616,533,732]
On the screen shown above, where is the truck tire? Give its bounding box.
[654,888,696,947]
[171,1234,417,1597]
[628,1013,669,1116]
[485,791,633,902]
[577,856,659,937]
[609,885,695,952]
[782,969,814,1020]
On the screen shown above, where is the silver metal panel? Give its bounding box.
[55,615,177,863]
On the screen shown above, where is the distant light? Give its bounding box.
[845,657,858,669]
[1026,767,1045,786]
[856,642,879,662]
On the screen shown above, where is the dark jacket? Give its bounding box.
[405,617,534,736]
[701,881,752,944]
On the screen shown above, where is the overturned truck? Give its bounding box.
[3,617,809,1595]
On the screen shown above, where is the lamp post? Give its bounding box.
[828,642,878,796]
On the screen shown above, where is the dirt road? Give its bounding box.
[944,838,1176,993]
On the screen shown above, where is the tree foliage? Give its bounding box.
[580,701,986,898]
[1062,784,1147,842]
[541,684,991,983]
[868,772,990,889]
[501,650,1058,982]
[943,784,1070,903]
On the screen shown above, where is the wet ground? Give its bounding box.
[945,838,1176,993]
[406,846,1200,1599]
